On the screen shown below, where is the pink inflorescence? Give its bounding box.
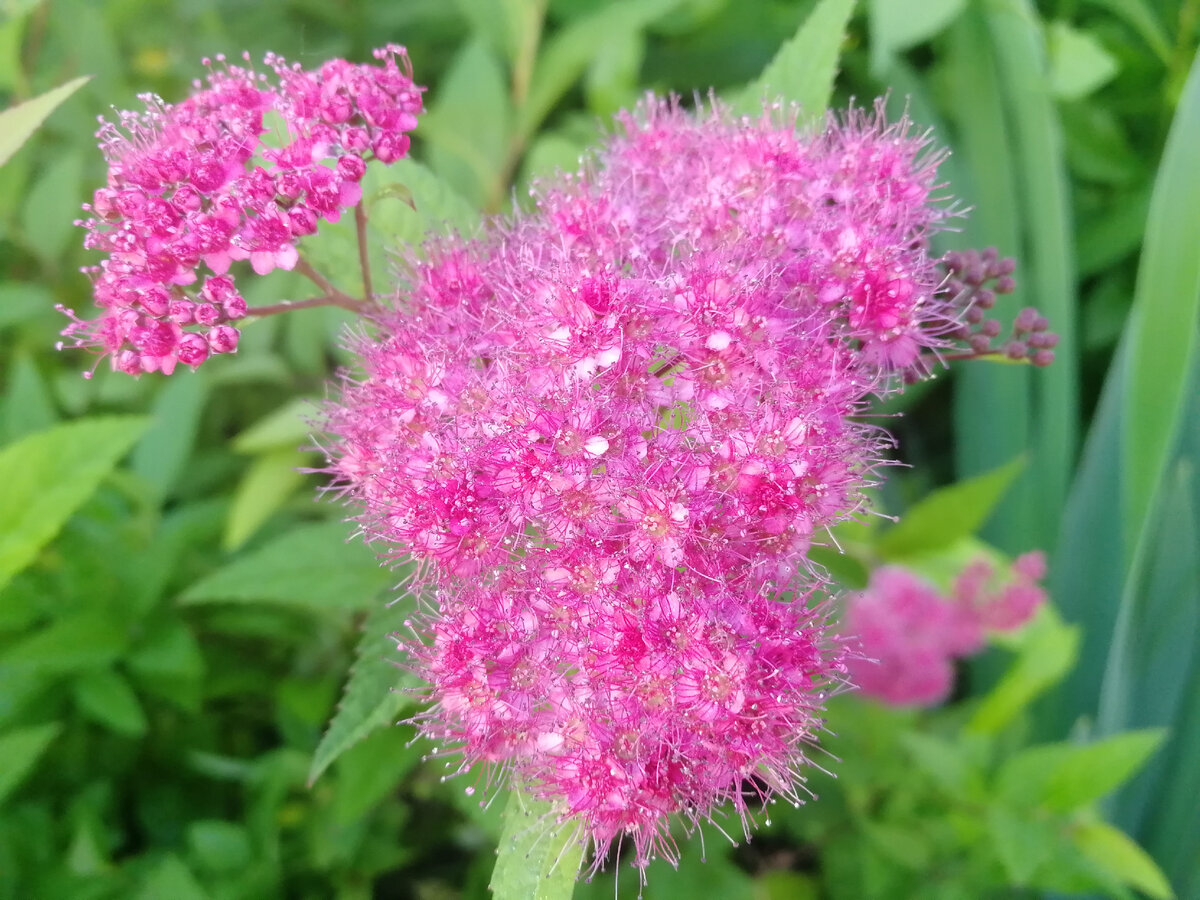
[60,46,422,376]
[326,97,995,872]
[844,553,1048,707]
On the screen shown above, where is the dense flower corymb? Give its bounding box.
[324,98,1014,871]
[844,553,1048,707]
[60,46,422,376]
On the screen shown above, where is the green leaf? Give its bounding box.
[967,607,1079,734]
[0,722,61,806]
[490,789,584,900]
[20,148,84,264]
[995,730,1165,815]
[231,397,317,454]
[183,520,393,610]
[1042,730,1165,813]
[308,591,421,784]
[982,0,1079,554]
[584,27,644,115]
[0,75,90,168]
[186,820,253,873]
[453,0,540,68]
[130,373,209,503]
[944,10,1035,551]
[1047,21,1119,100]
[421,37,513,211]
[72,667,148,737]
[366,157,480,244]
[0,416,148,591]
[127,617,206,712]
[1084,0,1171,64]
[517,0,681,144]
[136,854,211,900]
[876,457,1025,560]
[868,0,964,73]
[331,724,423,825]
[899,731,976,796]
[1072,820,1175,900]
[221,448,311,551]
[733,0,856,121]
[2,350,58,443]
[0,611,129,676]
[986,804,1054,885]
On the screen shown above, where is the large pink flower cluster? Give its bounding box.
[61,46,422,376]
[844,553,1048,706]
[327,100,983,870]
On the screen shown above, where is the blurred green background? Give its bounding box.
[0,0,1197,897]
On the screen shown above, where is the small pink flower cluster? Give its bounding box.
[843,553,1048,706]
[60,46,422,376]
[328,100,978,869]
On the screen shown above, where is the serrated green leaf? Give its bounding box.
[876,457,1025,560]
[72,667,148,737]
[733,0,856,121]
[1072,820,1175,900]
[309,592,421,784]
[0,722,61,806]
[331,724,423,825]
[490,789,584,900]
[221,448,311,551]
[0,416,148,591]
[0,75,90,168]
[183,520,392,610]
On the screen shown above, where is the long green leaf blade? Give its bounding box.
[1119,45,1200,562]
[984,0,1079,552]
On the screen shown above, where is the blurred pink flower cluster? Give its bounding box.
[843,552,1048,707]
[61,46,422,376]
[326,99,996,869]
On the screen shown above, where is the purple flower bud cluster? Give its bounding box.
[843,552,1048,707]
[60,46,422,376]
[326,99,992,871]
[939,248,1058,367]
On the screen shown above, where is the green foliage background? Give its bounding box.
[0,0,1197,897]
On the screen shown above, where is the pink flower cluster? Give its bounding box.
[328,99,981,870]
[843,553,1048,707]
[60,46,422,376]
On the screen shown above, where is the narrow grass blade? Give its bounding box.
[984,0,1079,552]
[944,10,1035,550]
[1118,45,1200,561]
